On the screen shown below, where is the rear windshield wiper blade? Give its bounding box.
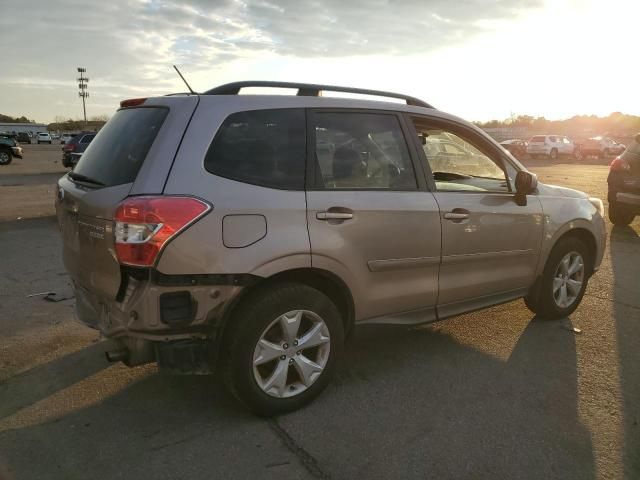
[68,171,105,186]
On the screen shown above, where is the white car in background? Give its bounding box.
[36,132,52,144]
[526,135,580,160]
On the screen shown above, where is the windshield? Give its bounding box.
[73,107,168,187]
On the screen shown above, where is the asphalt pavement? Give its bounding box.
[0,162,638,479]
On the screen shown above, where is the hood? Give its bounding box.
[536,182,588,199]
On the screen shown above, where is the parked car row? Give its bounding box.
[500,135,627,161]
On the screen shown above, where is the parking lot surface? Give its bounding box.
[0,149,638,479]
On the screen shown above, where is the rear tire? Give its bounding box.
[525,237,590,320]
[221,283,344,416]
[609,203,635,226]
[0,149,12,165]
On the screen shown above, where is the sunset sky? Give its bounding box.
[1,0,637,123]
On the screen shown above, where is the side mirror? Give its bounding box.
[514,171,537,206]
[515,170,538,194]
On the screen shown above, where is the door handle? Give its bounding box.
[443,209,470,221]
[443,212,469,220]
[316,211,353,220]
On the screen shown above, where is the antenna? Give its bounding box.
[173,65,197,95]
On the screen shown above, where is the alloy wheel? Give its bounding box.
[552,251,585,309]
[253,309,331,398]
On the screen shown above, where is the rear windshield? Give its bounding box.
[73,107,168,187]
[530,136,546,143]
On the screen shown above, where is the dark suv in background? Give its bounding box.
[62,131,96,168]
[0,133,23,165]
[608,134,640,225]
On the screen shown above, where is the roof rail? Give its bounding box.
[203,81,434,109]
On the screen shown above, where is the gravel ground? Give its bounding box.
[0,151,638,479]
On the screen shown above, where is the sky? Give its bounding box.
[0,0,638,124]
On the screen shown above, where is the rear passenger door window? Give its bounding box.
[204,109,306,190]
[311,112,417,190]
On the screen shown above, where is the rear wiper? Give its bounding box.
[68,171,105,186]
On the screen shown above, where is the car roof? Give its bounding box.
[146,93,470,126]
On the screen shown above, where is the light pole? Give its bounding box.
[77,67,89,126]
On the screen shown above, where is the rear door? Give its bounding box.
[306,110,441,323]
[56,96,198,299]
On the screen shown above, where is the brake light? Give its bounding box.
[610,156,630,172]
[63,143,75,152]
[114,196,210,266]
[120,98,147,108]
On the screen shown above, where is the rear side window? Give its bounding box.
[73,107,168,187]
[80,134,95,144]
[530,136,546,142]
[204,109,306,190]
[312,112,417,190]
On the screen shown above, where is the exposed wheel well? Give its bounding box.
[556,228,597,275]
[214,268,355,349]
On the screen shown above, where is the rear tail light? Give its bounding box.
[63,143,75,152]
[610,156,630,172]
[114,196,210,267]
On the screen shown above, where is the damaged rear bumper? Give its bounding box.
[73,270,256,372]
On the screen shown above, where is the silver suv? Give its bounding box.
[56,82,606,415]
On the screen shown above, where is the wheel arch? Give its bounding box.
[549,227,598,275]
[213,267,355,355]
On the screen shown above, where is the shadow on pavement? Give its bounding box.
[0,342,110,420]
[610,224,640,478]
[0,312,596,480]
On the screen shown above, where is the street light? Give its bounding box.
[77,67,89,126]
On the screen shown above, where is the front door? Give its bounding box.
[408,116,544,318]
[306,110,442,323]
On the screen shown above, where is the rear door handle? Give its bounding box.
[316,211,353,220]
[443,212,469,220]
[443,208,470,221]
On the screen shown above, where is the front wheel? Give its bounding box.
[0,149,12,165]
[609,202,635,226]
[222,283,344,416]
[525,237,590,319]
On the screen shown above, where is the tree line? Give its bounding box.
[0,114,35,123]
[475,112,640,136]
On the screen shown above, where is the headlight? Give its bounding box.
[588,197,604,217]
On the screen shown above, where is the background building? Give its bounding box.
[0,123,48,135]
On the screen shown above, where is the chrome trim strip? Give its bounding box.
[442,249,533,265]
[367,256,440,272]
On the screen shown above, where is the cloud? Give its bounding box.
[0,0,542,121]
